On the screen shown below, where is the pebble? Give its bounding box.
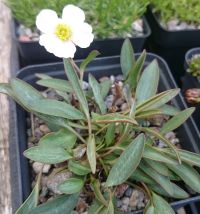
[82,81,89,90]
[39,124,50,134]
[32,162,51,174]
[132,19,143,32]
[105,95,114,108]
[121,103,128,111]
[73,146,86,160]
[125,187,133,197]
[47,171,72,194]
[116,199,122,208]
[122,197,130,206]
[167,19,199,31]
[110,75,115,84]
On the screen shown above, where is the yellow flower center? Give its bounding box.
[55,24,72,41]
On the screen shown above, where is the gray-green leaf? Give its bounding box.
[68,160,91,175]
[135,60,159,105]
[87,134,96,174]
[39,129,77,149]
[30,99,85,120]
[16,172,41,214]
[37,78,73,93]
[29,194,79,214]
[24,146,72,164]
[63,58,89,118]
[58,178,84,194]
[152,192,175,214]
[89,74,107,114]
[120,38,135,78]
[167,162,200,193]
[106,134,145,186]
[160,107,195,134]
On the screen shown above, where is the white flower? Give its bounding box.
[36,4,94,58]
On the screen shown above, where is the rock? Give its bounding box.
[167,19,179,30]
[116,199,122,208]
[165,131,176,140]
[105,95,114,108]
[73,145,86,160]
[122,197,130,206]
[39,124,50,134]
[47,171,72,194]
[99,76,110,82]
[19,35,31,42]
[82,81,89,90]
[115,75,123,81]
[110,75,115,84]
[129,190,139,208]
[76,198,88,213]
[132,19,143,32]
[32,162,51,174]
[34,128,43,139]
[125,187,133,197]
[115,183,129,198]
[121,204,128,212]
[121,103,128,111]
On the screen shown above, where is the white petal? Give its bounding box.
[39,34,76,58]
[62,4,85,24]
[36,9,58,33]
[71,22,94,48]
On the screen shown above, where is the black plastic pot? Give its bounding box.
[182,48,200,130]
[11,54,200,213]
[145,7,200,87]
[14,17,151,67]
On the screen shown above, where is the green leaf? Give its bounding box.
[58,178,84,194]
[92,112,138,125]
[35,113,86,144]
[80,50,100,72]
[135,60,159,105]
[126,50,146,90]
[141,127,181,163]
[30,99,85,120]
[105,124,115,146]
[37,78,73,93]
[149,183,189,199]
[106,134,145,187]
[87,134,96,174]
[63,58,89,118]
[89,74,107,114]
[88,200,104,214]
[143,145,178,165]
[162,148,200,167]
[144,202,155,214]
[29,194,79,214]
[152,192,175,214]
[167,162,200,193]
[24,146,72,164]
[16,172,41,214]
[103,200,114,214]
[135,109,162,119]
[91,179,108,206]
[159,104,180,116]
[160,107,195,134]
[100,80,111,98]
[136,89,180,113]
[130,168,156,185]
[120,38,135,78]
[140,160,174,196]
[68,160,91,175]
[144,159,169,176]
[36,73,52,80]
[39,129,77,150]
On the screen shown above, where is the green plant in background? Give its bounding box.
[187,55,200,78]
[151,0,200,24]
[6,0,149,38]
[5,0,85,29]
[1,39,200,213]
